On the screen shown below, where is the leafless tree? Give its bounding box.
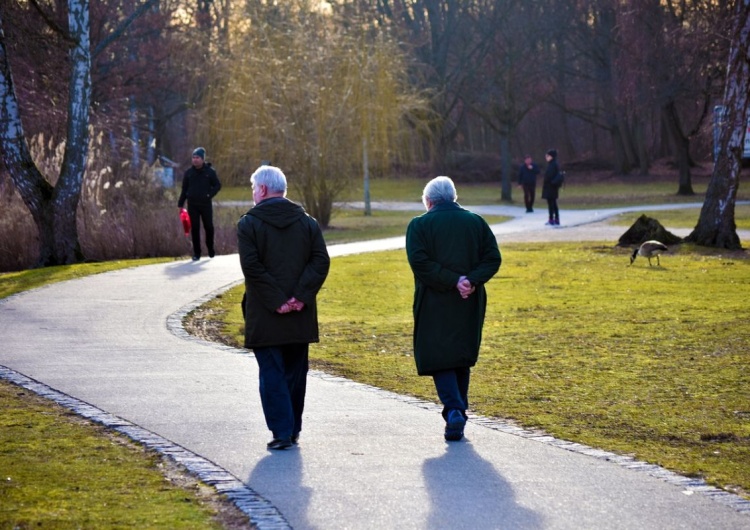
[686,0,749,249]
[0,0,160,266]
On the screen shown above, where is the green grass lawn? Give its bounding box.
[0,382,230,529]
[200,242,750,500]
[219,173,750,209]
[0,259,247,529]
[611,204,750,230]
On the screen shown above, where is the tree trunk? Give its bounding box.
[499,134,511,202]
[685,0,749,250]
[52,0,91,264]
[633,117,650,175]
[0,14,56,265]
[0,1,89,266]
[610,125,630,174]
[363,137,371,216]
[661,101,694,195]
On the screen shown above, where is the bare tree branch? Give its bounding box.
[28,0,75,44]
[92,0,160,59]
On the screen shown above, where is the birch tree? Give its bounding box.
[685,0,750,250]
[0,0,158,267]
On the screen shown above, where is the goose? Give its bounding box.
[630,240,668,266]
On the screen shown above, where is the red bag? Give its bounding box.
[180,209,191,236]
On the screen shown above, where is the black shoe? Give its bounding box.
[191,256,199,261]
[444,409,466,442]
[267,438,293,450]
[291,433,299,445]
[208,250,215,258]
[526,208,533,213]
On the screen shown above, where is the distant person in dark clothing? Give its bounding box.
[178,147,221,260]
[238,165,330,450]
[517,154,540,213]
[542,149,562,226]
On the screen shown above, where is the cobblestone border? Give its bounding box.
[169,281,750,519]
[0,366,290,530]
[309,371,750,516]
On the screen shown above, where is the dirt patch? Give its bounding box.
[157,455,256,530]
[184,306,236,345]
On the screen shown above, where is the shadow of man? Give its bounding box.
[247,448,313,529]
[423,442,543,529]
[162,259,209,279]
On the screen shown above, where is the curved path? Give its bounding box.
[2,204,749,529]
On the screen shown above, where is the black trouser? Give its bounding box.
[187,201,215,258]
[254,344,309,440]
[432,367,470,420]
[522,184,535,211]
[547,198,559,222]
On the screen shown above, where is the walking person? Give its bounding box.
[517,154,540,213]
[178,147,222,260]
[406,176,501,441]
[542,149,562,226]
[238,165,330,450]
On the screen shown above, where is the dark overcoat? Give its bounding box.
[518,163,540,186]
[541,158,561,200]
[406,202,501,375]
[238,197,330,349]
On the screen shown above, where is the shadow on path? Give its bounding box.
[423,441,543,529]
[248,449,313,529]
[162,259,210,278]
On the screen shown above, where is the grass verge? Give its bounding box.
[0,259,251,529]
[196,241,750,500]
[0,381,238,529]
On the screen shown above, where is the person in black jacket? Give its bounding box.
[238,165,330,450]
[541,149,562,226]
[178,147,221,260]
[517,154,540,213]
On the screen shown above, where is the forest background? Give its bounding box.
[1,0,748,272]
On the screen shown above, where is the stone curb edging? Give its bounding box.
[0,366,291,530]
[307,370,750,516]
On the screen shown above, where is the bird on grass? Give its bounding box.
[630,240,669,266]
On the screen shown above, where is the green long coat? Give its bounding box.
[406,202,501,375]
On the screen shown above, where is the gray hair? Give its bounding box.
[250,165,287,195]
[422,176,457,206]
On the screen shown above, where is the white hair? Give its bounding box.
[422,176,457,207]
[250,165,288,195]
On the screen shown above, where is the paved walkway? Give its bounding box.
[2,203,749,529]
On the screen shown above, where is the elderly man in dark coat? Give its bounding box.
[238,165,330,450]
[406,176,501,441]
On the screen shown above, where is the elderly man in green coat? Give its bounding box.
[406,176,501,441]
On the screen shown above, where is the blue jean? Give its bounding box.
[254,344,309,439]
[432,367,470,420]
